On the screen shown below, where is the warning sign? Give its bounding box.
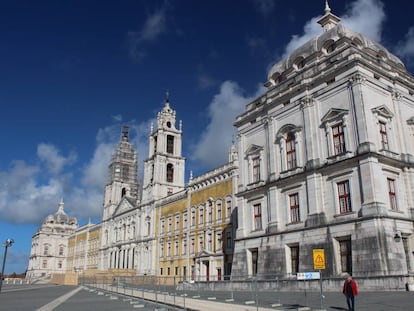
[313,249,325,270]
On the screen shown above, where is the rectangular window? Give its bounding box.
[167,135,174,154]
[253,203,262,230]
[226,199,232,219]
[175,215,180,232]
[216,232,222,252]
[339,239,352,274]
[290,245,299,274]
[199,207,204,225]
[217,201,222,221]
[251,248,258,276]
[379,121,389,150]
[289,193,300,223]
[168,217,172,232]
[191,209,196,227]
[226,230,233,249]
[42,260,47,269]
[388,178,397,210]
[183,239,187,255]
[208,201,213,223]
[190,237,195,254]
[175,240,179,256]
[332,123,346,155]
[183,212,188,229]
[286,133,296,169]
[338,181,352,213]
[253,157,261,182]
[207,232,213,251]
[167,242,171,257]
[161,219,165,234]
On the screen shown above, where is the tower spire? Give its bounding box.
[317,0,340,31]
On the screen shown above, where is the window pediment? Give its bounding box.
[245,144,263,156]
[276,124,302,141]
[372,105,394,119]
[321,108,348,124]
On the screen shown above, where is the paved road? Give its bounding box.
[0,283,413,310]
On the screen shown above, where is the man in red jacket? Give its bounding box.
[343,274,358,311]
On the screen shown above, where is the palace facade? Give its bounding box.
[28,3,414,289]
[231,4,414,285]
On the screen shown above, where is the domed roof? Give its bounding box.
[267,6,404,82]
[42,199,78,227]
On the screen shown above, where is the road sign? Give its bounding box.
[297,272,321,280]
[313,249,325,270]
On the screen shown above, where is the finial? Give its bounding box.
[317,0,340,31]
[166,90,170,103]
[150,122,154,133]
[122,125,129,141]
[58,198,65,213]
[179,120,182,131]
[189,170,193,182]
[325,0,331,14]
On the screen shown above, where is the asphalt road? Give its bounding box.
[0,283,413,310]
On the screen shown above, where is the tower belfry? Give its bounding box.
[142,96,185,202]
[102,125,139,221]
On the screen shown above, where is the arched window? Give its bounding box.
[122,188,126,197]
[167,163,174,182]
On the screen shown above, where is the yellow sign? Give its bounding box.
[313,249,326,270]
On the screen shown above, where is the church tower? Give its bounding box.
[142,96,185,202]
[102,125,139,221]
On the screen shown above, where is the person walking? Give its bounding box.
[343,273,358,311]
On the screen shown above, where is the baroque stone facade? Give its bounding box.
[27,199,78,280]
[231,5,414,283]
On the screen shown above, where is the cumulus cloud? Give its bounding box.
[396,27,414,61]
[0,117,154,224]
[127,2,170,61]
[192,81,265,169]
[282,0,386,57]
[37,143,77,175]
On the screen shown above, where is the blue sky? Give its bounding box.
[1,0,414,274]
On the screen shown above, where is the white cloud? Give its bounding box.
[396,27,414,61]
[0,117,155,225]
[192,81,265,169]
[37,143,77,175]
[128,2,170,61]
[282,0,386,57]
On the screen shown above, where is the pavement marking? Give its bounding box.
[35,286,84,311]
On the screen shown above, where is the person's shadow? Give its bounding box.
[330,307,348,310]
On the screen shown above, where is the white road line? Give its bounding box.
[35,286,84,311]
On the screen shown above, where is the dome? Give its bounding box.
[42,199,78,228]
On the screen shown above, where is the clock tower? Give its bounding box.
[142,96,185,202]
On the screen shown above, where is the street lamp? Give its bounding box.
[0,238,14,293]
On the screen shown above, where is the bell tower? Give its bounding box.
[102,125,139,221]
[142,95,185,202]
